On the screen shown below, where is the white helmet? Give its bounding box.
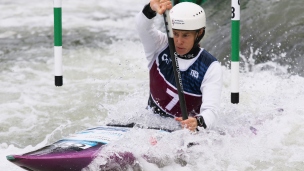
[170,2,206,31]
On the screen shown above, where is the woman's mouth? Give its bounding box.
[176,47,184,51]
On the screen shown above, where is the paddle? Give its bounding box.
[106,123,175,133]
[163,10,188,120]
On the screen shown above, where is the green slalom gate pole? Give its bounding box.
[54,0,63,86]
[231,0,240,103]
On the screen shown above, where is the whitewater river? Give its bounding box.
[1,0,303,170]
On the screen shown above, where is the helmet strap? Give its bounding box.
[194,27,205,45]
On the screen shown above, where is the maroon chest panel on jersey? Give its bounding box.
[149,62,202,117]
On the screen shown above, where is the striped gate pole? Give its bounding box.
[54,0,63,86]
[231,0,240,103]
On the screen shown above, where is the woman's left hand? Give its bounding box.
[150,0,172,15]
[175,117,198,132]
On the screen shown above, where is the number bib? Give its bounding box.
[148,46,217,117]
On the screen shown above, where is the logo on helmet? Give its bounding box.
[172,19,185,26]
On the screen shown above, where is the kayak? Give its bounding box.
[6,124,171,171]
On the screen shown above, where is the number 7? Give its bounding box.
[165,89,179,111]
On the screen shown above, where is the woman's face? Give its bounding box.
[173,30,197,55]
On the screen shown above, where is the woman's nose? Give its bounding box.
[175,36,182,44]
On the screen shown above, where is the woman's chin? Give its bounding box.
[176,50,185,56]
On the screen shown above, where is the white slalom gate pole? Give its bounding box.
[231,0,240,103]
[54,0,63,86]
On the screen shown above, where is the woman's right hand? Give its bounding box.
[150,0,173,15]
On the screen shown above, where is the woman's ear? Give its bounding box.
[196,28,205,40]
[198,28,205,37]
[194,28,205,45]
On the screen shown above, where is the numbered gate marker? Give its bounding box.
[231,0,240,104]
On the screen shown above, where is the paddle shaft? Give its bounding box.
[163,11,188,120]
